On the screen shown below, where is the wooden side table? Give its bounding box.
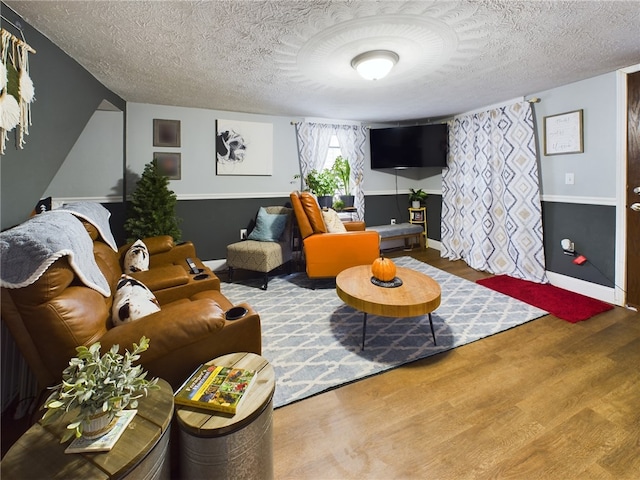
[175,352,275,480]
[409,206,428,248]
[0,378,174,479]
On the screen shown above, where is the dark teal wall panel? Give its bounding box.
[363,194,442,241]
[541,202,615,287]
[176,197,292,260]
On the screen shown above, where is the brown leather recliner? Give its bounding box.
[289,191,380,278]
[117,236,222,304]
[1,222,261,391]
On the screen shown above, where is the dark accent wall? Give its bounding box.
[171,194,445,262]
[363,193,442,241]
[176,197,292,260]
[0,5,126,229]
[541,202,615,287]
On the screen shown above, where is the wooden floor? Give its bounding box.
[273,248,640,479]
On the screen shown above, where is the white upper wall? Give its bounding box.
[127,104,300,198]
[46,70,620,203]
[533,72,617,201]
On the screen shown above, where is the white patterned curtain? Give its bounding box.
[334,124,367,221]
[441,101,548,283]
[295,122,367,220]
[295,122,333,179]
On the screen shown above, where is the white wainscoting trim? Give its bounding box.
[540,195,616,206]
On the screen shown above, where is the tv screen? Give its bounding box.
[370,124,448,169]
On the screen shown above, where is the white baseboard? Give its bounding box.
[203,259,227,272]
[545,271,617,305]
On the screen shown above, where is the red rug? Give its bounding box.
[476,275,614,323]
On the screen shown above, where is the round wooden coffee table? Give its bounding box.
[336,265,441,350]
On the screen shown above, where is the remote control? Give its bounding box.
[186,257,200,274]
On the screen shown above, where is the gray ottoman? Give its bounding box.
[367,222,425,250]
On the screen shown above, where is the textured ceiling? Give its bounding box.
[5,0,640,123]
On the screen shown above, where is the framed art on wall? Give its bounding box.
[543,110,583,155]
[153,119,181,147]
[216,119,273,175]
[154,152,181,180]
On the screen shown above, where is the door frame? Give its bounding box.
[615,63,640,307]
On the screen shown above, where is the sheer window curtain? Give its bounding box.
[334,125,367,221]
[441,101,548,283]
[295,122,367,221]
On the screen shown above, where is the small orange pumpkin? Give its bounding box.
[371,255,396,282]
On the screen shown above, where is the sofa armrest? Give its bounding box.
[130,265,189,291]
[344,221,366,231]
[100,298,262,389]
[148,241,198,268]
[99,298,226,362]
[303,231,380,278]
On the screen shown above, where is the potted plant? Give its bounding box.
[125,160,182,243]
[41,336,159,443]
[409,188,428,208]
[304,168,337,208]
[332,156,354,208]
[332,198,345,211]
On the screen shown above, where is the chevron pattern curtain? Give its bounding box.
[441,101,548,283]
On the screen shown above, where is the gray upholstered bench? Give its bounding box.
[367,223,425,250]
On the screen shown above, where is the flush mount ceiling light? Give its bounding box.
[351,50,399,80]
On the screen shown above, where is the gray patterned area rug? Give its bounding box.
[220,256,547,408]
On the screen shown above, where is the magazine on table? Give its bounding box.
[174,364,257,414]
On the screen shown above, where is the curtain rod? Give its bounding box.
[292,99,541,127]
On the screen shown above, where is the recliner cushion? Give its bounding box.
[112,274,160,326]
[300,192,327,234]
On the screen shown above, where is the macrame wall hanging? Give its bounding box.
[0,27,35,155]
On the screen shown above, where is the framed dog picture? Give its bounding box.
[216,119,273,175]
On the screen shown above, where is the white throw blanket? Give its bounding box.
[58,202,118,252]
[0,211,110,297]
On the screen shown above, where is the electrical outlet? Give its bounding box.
[240,228,247,240]
[565,173,574,185]
[391,218,396,225]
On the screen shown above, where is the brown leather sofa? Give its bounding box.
[290,191,380,278]
[1,221,261,391]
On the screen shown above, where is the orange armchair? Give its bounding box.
[289,191,380,278]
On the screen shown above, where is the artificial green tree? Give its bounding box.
[124,160,181,242]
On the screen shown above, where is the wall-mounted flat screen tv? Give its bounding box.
[370,124,449,169]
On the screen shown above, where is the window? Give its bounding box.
[323,135,343,170]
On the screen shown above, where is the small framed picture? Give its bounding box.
[543,110,583,155]
[154,152,181,180]
[411,210,424,222]
[153,119,181,147]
